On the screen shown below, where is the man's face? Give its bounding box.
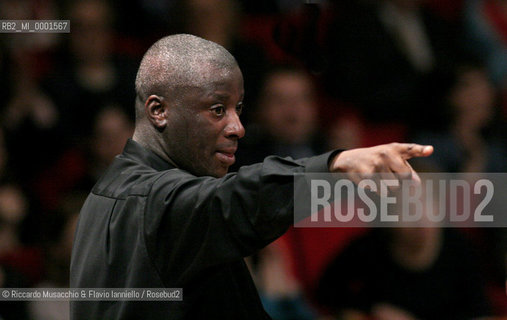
[163,66,245,178]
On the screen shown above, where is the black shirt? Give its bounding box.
[70,139,334,319]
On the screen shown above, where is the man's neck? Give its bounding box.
[132,129,179,168]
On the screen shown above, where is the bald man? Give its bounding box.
[70,34,433,319]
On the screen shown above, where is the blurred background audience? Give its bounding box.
[232,64,325,169]
[316,226,492,320]
[414,59,507,172]
[315,178,492,320]
[0,0,505,319]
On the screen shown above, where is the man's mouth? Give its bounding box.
[215,148,237,166]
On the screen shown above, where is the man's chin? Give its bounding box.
[211,167,229,178]
[193,164,228,178]
[191,160,230,178]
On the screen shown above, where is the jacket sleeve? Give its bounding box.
[144,152,336,282]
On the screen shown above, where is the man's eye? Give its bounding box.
[236,103,243,115]
[211,106,225,117]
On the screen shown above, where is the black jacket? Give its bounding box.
[70,139,334,319]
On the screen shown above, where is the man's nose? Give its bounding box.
[224,111,245,139]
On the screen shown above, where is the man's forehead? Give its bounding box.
[198,63,241,80]
[187,65,243,90]
[174,70,243,104]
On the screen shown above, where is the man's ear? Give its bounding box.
[145,95,168,130]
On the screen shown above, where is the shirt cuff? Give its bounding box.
[304,149,343,173]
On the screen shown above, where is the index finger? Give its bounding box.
[395,143,434,160]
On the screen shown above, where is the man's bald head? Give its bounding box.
[134,34,238,119]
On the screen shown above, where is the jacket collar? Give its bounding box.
[121,138,176,172]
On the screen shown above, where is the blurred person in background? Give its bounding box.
[89,106,136,179]
[315,178,492,320]
[0,125,41,320]
[249,237,318,320]
[326,112,366,150]
[414,60,507,315]
[0,183,34,320]
[413,60,507,172]
[0,0,59,53]
[0,126,44,275]
[233,64,326,169]
[0,0,61,185]
[463,0,507,89]
[34,105,134,212]
[41,0,137,147]
[316,227,492,320]
[462,0,507,145]
[0,184,28,259]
